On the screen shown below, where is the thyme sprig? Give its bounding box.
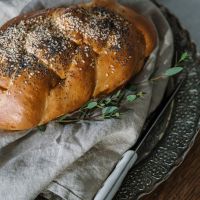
[57,52,189,124]
[57,86,144,124]
[37,52,189,130]
[150,51,189,81]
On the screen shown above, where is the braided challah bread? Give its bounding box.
[0,0,156,131]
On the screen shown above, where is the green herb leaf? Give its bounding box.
[113,90,121,98]
[126,94,137,102]
[57,114,69,122]
[102,106,118,116]
[164,67,183,77]
[115,112,120,118]
[37,124,47,132]
[179,52,190,63]
[105,97,112,104]
[137,92,145,97]
[126,84,137,92]
[86,101,98,109]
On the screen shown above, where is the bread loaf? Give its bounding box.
[0,0,156,131]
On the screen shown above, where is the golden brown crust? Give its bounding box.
[0,0,156,131]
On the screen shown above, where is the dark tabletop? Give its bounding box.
[141,1,200,199]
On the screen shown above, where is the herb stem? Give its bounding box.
[56,119,79,123]
[97,105,103,109]
[150,75,166,81]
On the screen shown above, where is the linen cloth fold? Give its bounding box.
[0,0,174,200]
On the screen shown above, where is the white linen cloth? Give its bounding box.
[0,0,174,199]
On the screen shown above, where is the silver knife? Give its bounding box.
[94,79,184,200]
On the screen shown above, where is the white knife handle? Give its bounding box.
[94,150,138,200]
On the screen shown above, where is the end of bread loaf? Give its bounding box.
[0,1,156,131]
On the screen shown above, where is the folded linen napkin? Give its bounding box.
[0,0,174,200]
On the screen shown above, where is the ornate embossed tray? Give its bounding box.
[36,1,200,200]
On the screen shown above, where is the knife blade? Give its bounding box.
[94,78,184,200]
